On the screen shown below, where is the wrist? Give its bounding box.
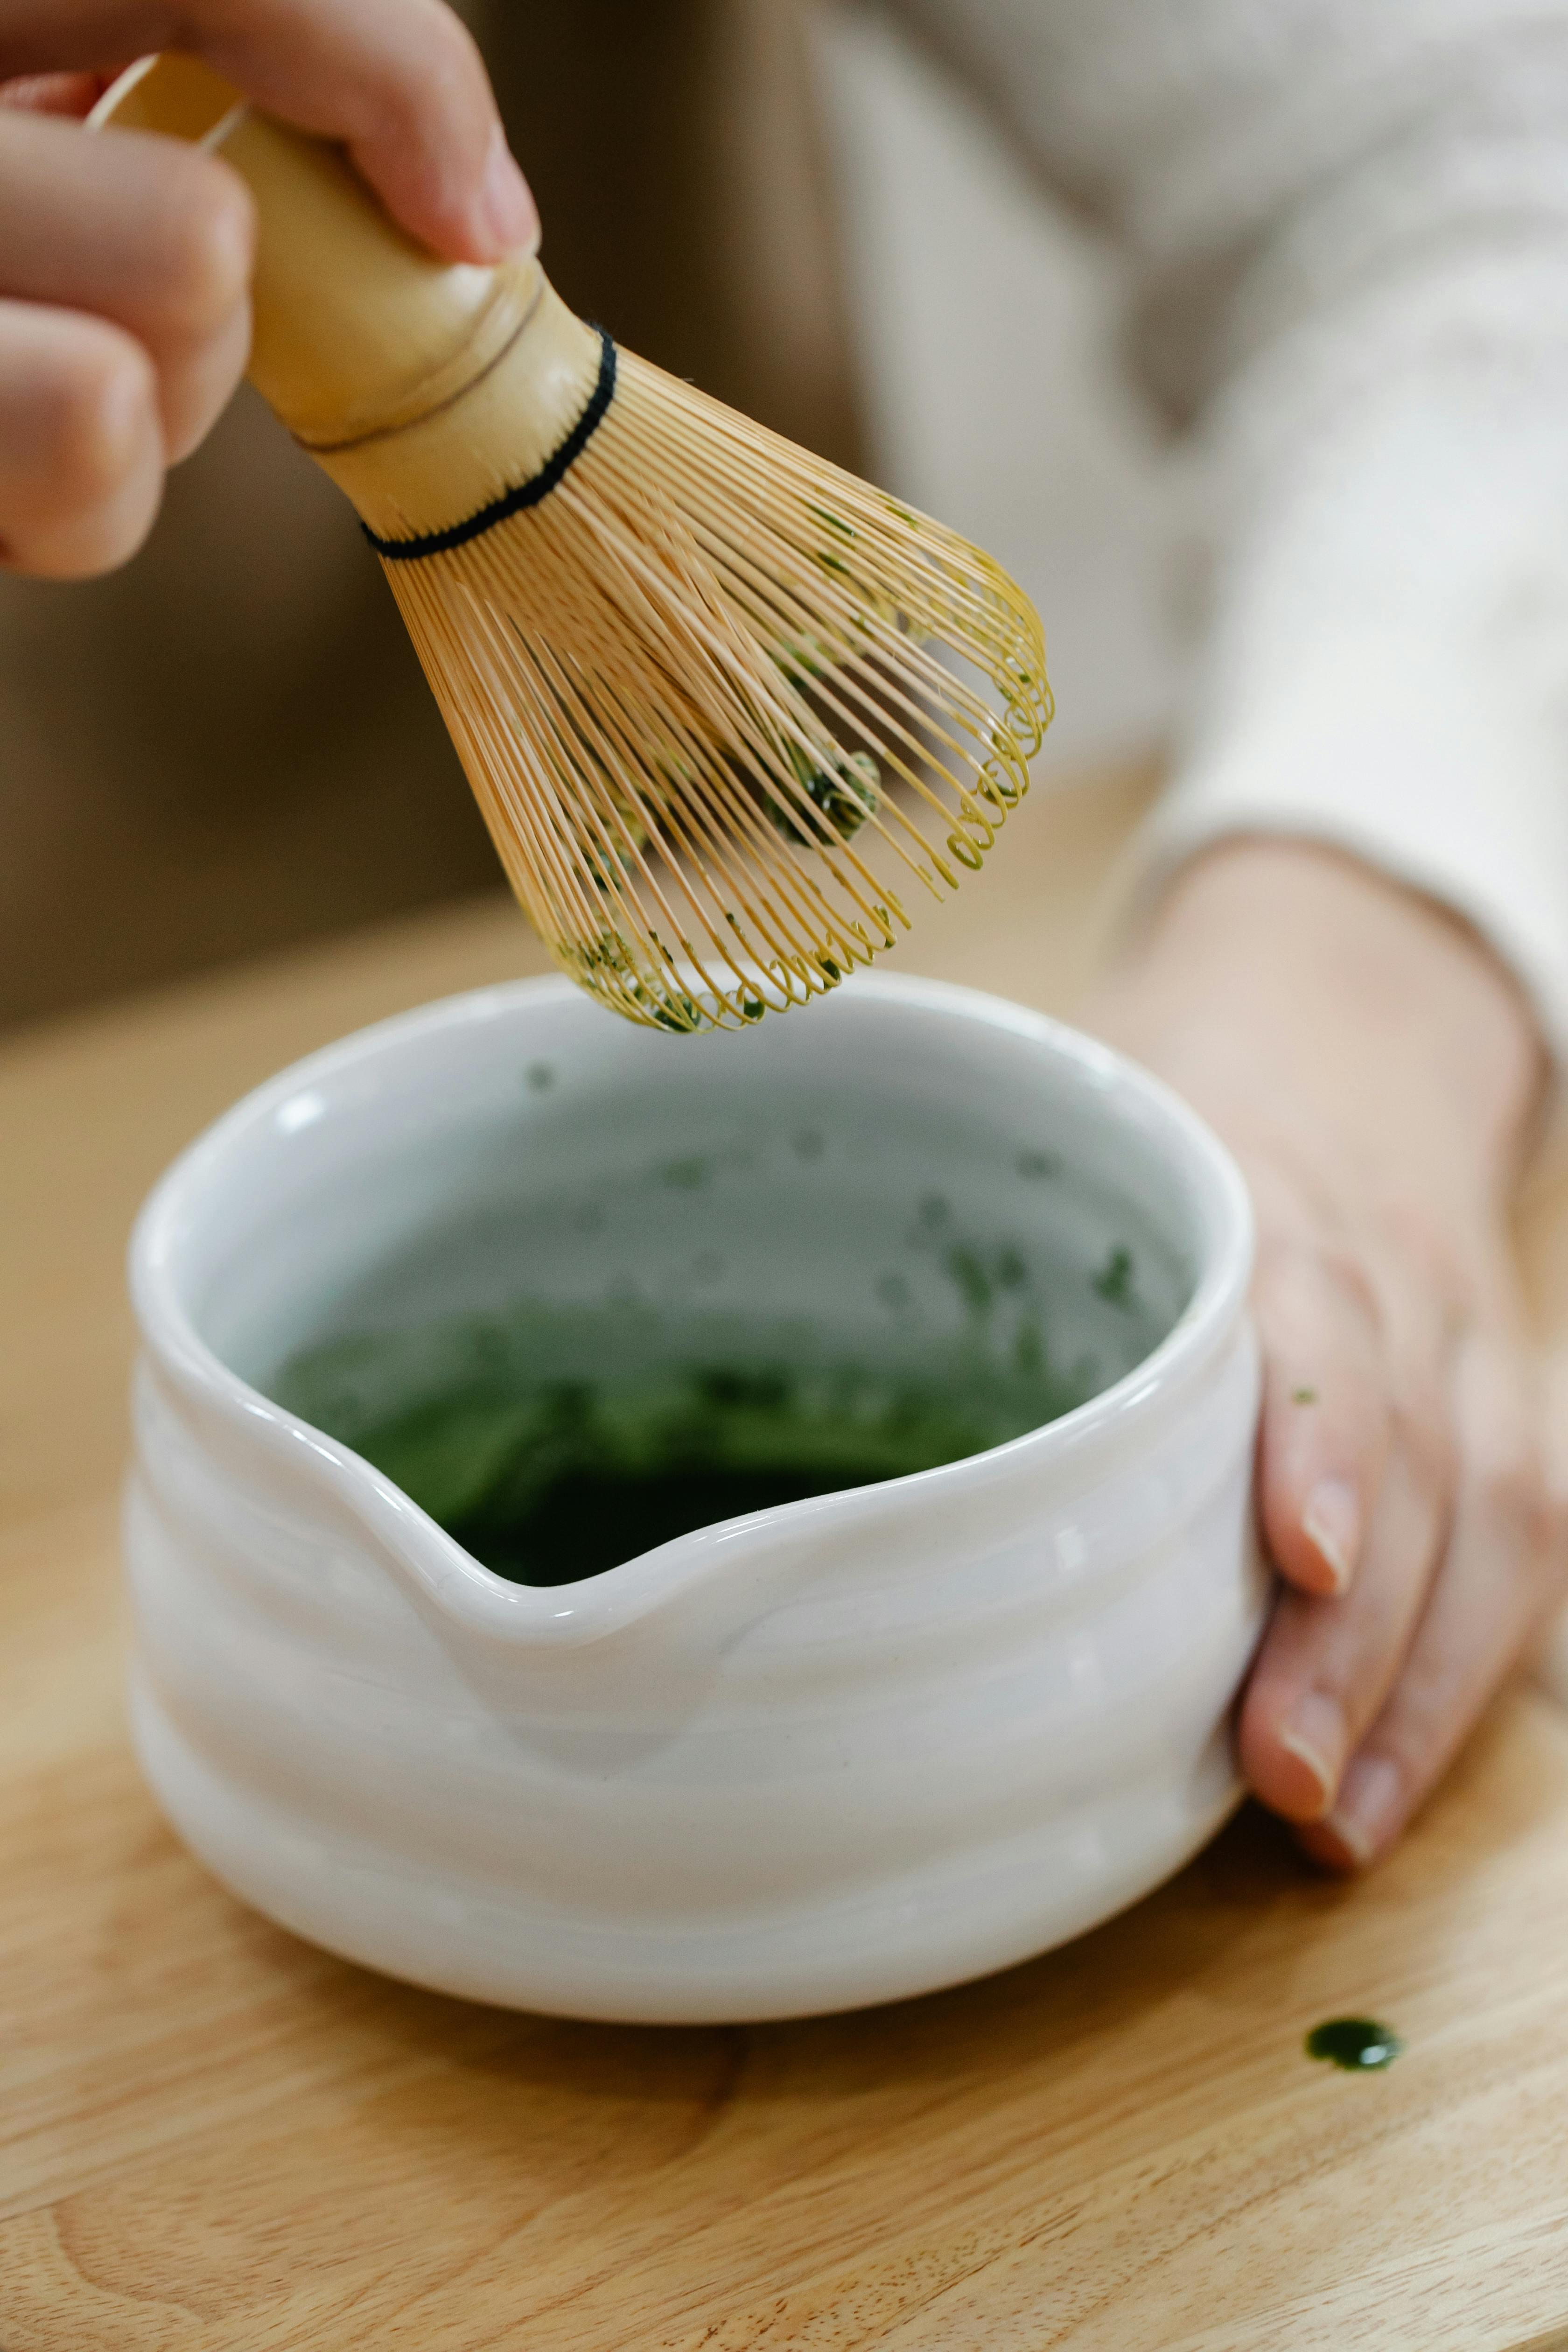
[1092,838,1547,1197]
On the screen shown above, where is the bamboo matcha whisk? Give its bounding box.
[94,55,1051,1034]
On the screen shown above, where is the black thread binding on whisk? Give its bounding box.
[363,328,617,562]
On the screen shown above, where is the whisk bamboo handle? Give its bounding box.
[90,54,602,534]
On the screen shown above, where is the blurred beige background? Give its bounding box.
[0,1,1178,1031]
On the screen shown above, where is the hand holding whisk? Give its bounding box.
[94,53,1051,1033]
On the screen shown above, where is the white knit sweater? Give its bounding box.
[886,0,1568,1051]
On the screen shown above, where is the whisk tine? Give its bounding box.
[372,339,1050,1033]
[322,314,1043,1034]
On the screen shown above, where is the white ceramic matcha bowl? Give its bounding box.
[126,971,1265,2023]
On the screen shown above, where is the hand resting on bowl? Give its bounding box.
[1088,836,1568,1872]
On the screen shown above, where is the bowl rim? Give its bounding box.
[128,970,1255,1637]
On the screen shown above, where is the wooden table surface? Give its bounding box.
[7,770,1568,2350]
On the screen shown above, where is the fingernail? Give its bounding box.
[1277,1689,1346,1815]
[1324,1753,1403,1867]
[479,126,538,255]
[1303,1478,1359,1594]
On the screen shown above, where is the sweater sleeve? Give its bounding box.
[881,0,1568,1055]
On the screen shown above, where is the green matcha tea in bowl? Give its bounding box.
[125,972,1264,2023]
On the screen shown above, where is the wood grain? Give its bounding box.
[6,765,1568,2349]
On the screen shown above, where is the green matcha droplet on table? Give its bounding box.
[1305,2017,1403,2071]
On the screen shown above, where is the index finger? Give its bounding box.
[0,0,535,261]
[0,71,119,112]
